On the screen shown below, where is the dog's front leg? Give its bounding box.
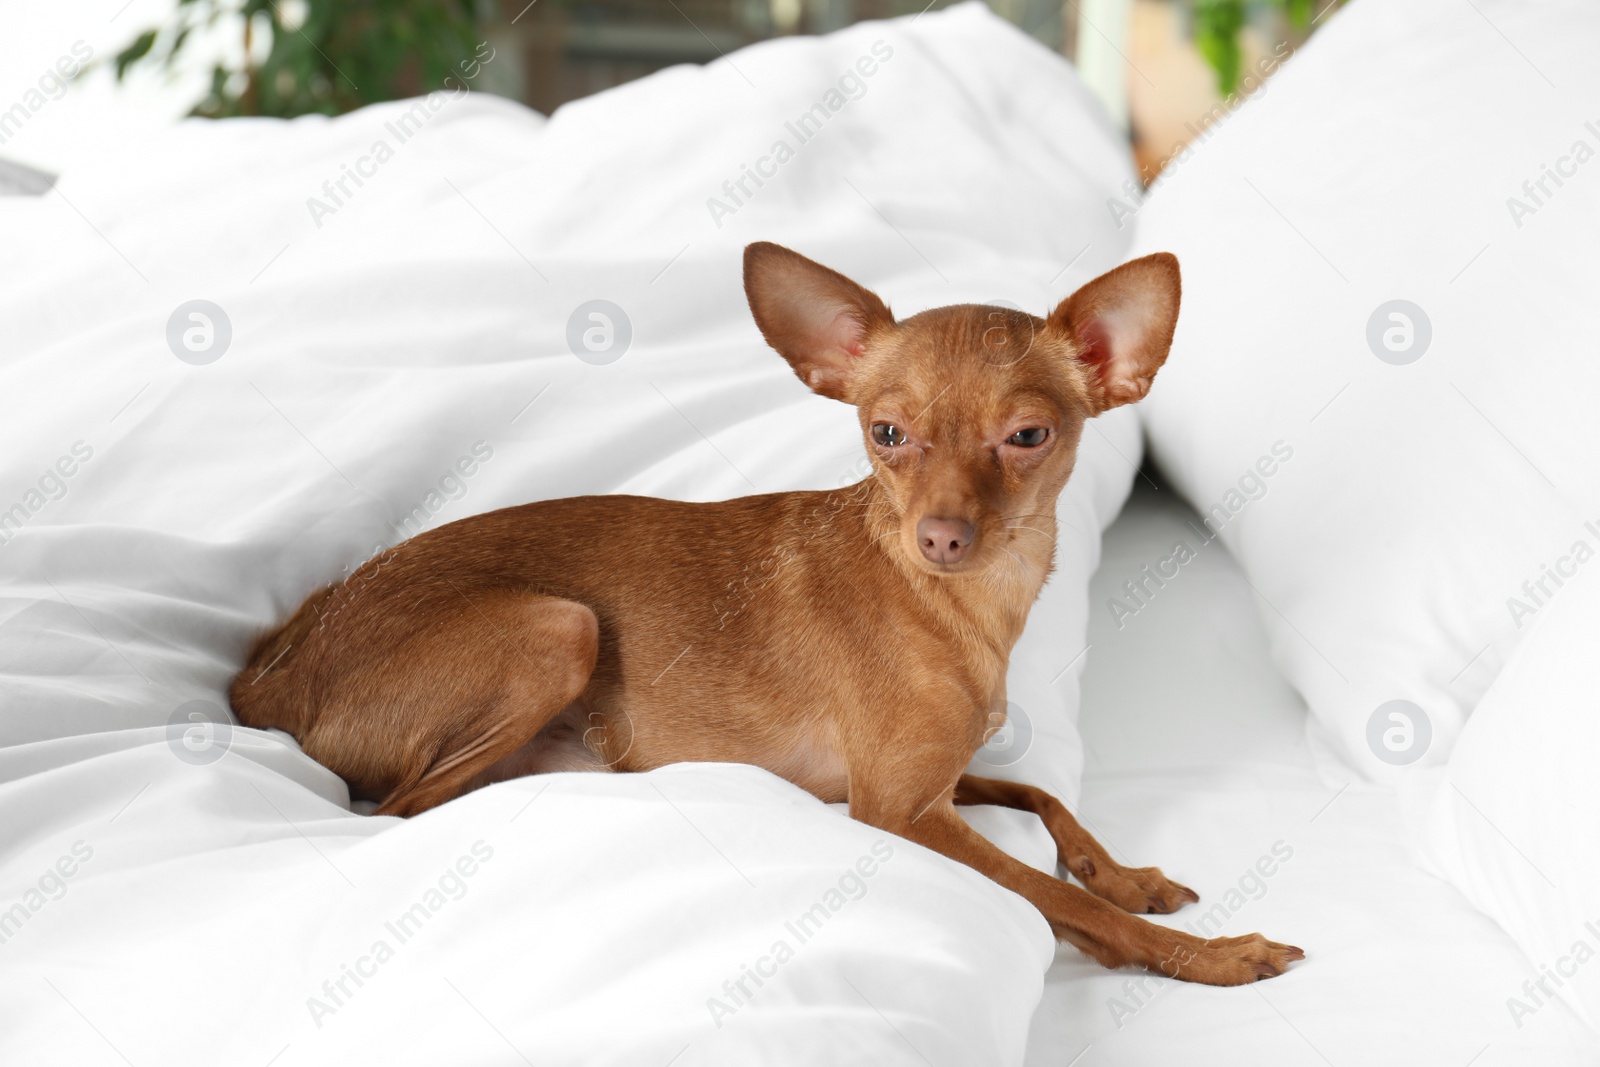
[849,777,1302,986]
[953,774,1199,915]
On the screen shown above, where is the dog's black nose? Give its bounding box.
[917,517,976,565]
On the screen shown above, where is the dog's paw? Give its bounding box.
[1156,933,1306,986]
[1072,857,1199,914]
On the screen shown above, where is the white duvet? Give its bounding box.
[0,5,1143,1063]
[0,733,1050,1065]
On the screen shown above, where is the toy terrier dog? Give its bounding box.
[232,243,1303,985]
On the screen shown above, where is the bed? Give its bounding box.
[4,0,1599,1063]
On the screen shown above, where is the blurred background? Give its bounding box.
[0,0,1339,190]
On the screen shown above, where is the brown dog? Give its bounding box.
[232,243,1303,985]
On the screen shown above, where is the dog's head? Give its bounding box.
[744,242,1180,576]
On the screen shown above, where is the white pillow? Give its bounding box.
[1130,0,1600,778]
[0,3,1131,820]
[1407,560,1600,1034]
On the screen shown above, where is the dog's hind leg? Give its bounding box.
[301,594,598,818]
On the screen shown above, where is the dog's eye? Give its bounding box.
[1007,427,1049,448]
[871,423,907,448]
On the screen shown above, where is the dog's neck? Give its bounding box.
[847,477,1056,654]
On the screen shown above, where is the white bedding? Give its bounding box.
[1408,561,1600,1037]
[1026,484,1600,1065]
[0,5,1141,1064]
[0,734,1049,1065]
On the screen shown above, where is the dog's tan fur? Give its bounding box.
[231,243,1303,985]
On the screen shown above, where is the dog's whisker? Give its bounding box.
[1004,512,1083,535]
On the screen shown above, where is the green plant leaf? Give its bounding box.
[113,30,159,81]
[1193,0,1247,94]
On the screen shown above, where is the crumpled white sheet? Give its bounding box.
[0,731,1050,1065]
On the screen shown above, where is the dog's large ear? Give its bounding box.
[744,242,893,402]
[1047,253,1180,414]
